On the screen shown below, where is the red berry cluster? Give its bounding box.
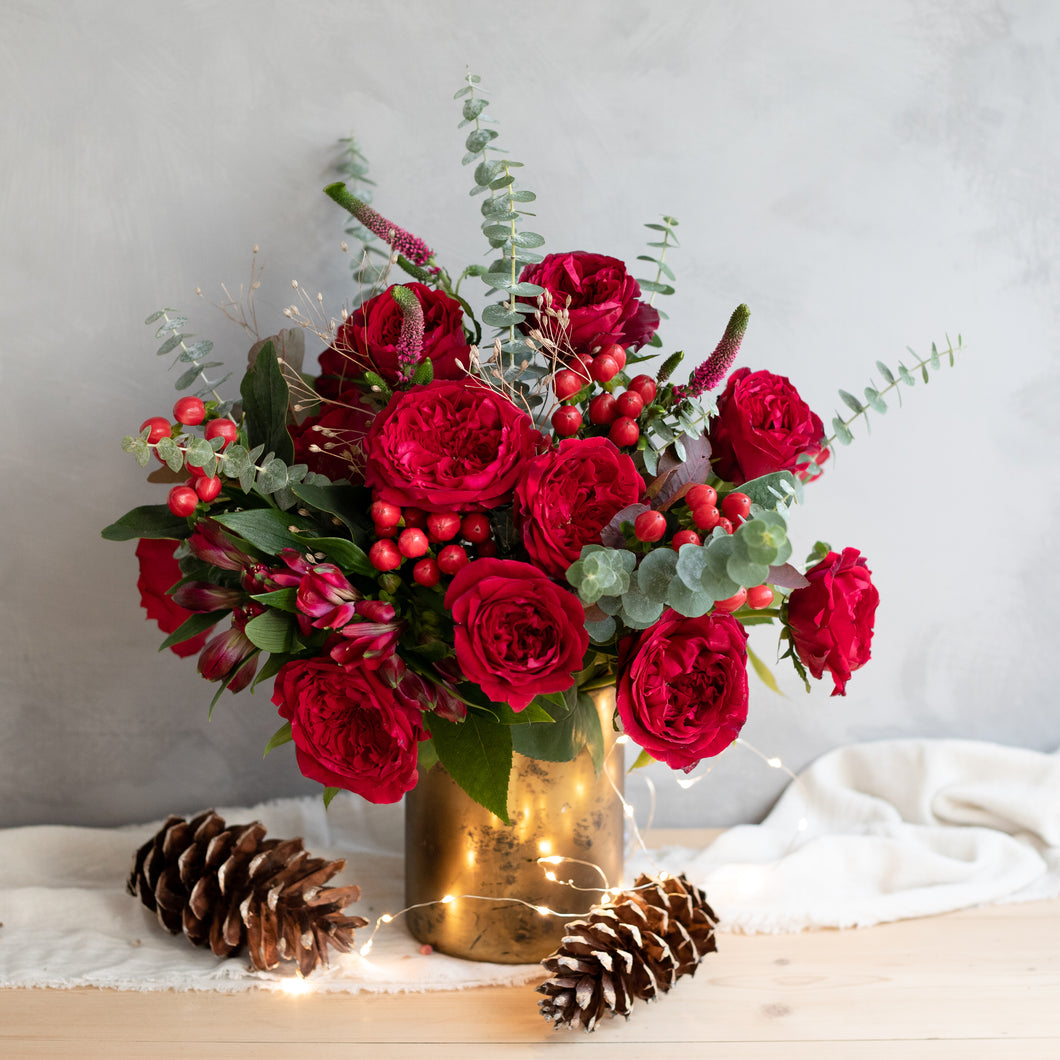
[367,501,495,586]
[140,397,239,518]
[629,486,774,613]
[549,343,658,449]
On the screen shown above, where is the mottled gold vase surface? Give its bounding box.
[404,685,624,963]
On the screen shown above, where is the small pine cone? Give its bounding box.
[538,873,718,1032]
[128,810,368,977]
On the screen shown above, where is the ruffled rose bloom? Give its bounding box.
[134,538,209,658]
[316,282,469,393]
[616,609,748,771]
[708,367,828,485]
[518,251,659,355]
[364,379,546,512]
[787,547,879,696]
[445,558,588,711]
[272,656,427,803]
[515,437,644,577]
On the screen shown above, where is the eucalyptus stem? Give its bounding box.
[162,311,225,403]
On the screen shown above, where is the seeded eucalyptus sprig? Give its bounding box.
[636,216,680,350]
[145,310,234,415]
[455,70,546,355]
[823,335,962,450]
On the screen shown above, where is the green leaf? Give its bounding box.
[155,316,188,338]
[291,481,372,543]
[876,360,896,385]
[417,738,440,774]
[510,231,545,248]
[511,690,604,772]
[637,280,676,296]
[838,389,864,414]
[263,721,293,756]
[427,712,512,823]
[250,587,298,612]
[156,334,183,356]
[302,535,373,576]
[481,303,526,328]
[465,128,499,153]
[243,609,298,653]
[184,437,216,469]
[864,386,887,413]
[630,748,655,769]
[832,415,854,445]
[240,340,295,464]
[156,435,184,471]
[323,787,341,808]
[730,471,802,510]
[474,160,503,186]
[636,548,680,602]
[144,309,167,325]
[462,98,488,121]
[101,504,188,541]
[256,458,289,494]
[220,444,251,476]
[174,365,202,391]
[214,508,311,553]
[746,644,784,696]
[158,610,226,651]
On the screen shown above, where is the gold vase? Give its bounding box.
[404,685,625,963]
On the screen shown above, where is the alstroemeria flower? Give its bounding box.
[171,582,244,613]
[188,520,253,571]
[296,563,363,629]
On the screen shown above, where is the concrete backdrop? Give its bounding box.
[2,0,1057,828]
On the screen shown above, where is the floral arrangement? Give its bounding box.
[104,72,957,821]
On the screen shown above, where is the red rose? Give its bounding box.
[135,538,209,658]
[708,367,828,485]
[518,251,659,356]
[444,558,588,711]
[316,282,469,393]
[364,379,546,512]
[288,390,376,484]
[515,437,644,577]
[616,609,748,771]
[787,547,879,696]
[272,657,427,803]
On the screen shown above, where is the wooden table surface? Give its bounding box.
[2,829,1058,1058]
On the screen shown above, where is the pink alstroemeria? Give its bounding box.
[297,563,363,629]
[197,625,257,690]
[188,520,251,571]
[326,612,403,669]
[170,582,244,613]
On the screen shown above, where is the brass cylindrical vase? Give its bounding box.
[404,685,624,963]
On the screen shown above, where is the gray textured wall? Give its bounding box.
[2,0,1057,829]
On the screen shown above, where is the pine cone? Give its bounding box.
[538,873,718,1031]
[128,809,368,977]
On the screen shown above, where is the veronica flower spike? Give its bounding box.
[324,181,434,267]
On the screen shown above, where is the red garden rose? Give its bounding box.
[272,656,427,803]
[515,437,644,577]
[708,367,828,485]
[518,251,659,356]
[135,538,209,658]
[288,390,376,484]
[787,547,879,696]
[364,378,546,511]
[616,609,748,771]
[444,558,589,711]
[316,282,469,393]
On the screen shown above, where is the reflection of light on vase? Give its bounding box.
[404,685,625,963]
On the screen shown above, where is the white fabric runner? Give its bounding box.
[0,738,1057,992]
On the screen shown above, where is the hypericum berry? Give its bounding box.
[194,475,223,502]
[615,390,645,419]
[204,418,238,449]
[437,544,470,575]
[369,539,402,571]
[139,416,171,444]
[721,491,752,520]
[173,396,206,426]
[551,405,583,437]
[402,507,427,529]
[167,485,199,517]
[628,375,658,403]
[373,522,399,539]
[686,484,718,509]
[692,505,720,532]
[598,343,627,370]
[460,513,491,544]
[370,500,402,528]
[413,558,441,588]
[398,527,430,559]
[590,353,620,383]
[746,584,775,609]
[713,587,747,613]
[553,369,584,400]
[426,511,462,543]
[717,516,734,534]
[671,529,702,548]
[633,510,667,542]
[587,393,619,426]
[609,416,640,447]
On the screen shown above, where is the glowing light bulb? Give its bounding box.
[441,894,455,905]
[538,855,564,865]
[380,914,393,923]
[545,871,557,881]
[767,757,783,769]
[280,977,314,995]
[535,905,552,916]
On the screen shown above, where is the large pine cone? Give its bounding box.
[128,809,368,977]
[538,873,718,1031]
